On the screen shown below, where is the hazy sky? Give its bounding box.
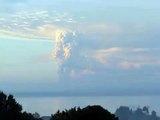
[0,0,160,96]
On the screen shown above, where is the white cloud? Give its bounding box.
[52,29,76,62]
[0,11,78,40]
[98,48,122,53]
[90,47,122,64]
[89,47,160,69]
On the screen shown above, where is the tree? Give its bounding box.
[0,91,41,120]
[143,106,149,114]
[51,105,118,120]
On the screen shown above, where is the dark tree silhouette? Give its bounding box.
[51,105,118,120]
[0,91,41,120]
[143,106,149,114]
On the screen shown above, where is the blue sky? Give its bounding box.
[0,0,160,96]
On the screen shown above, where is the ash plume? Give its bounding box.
[52,29,94,80]
[52,29,76,63]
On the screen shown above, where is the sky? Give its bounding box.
[0,0,160,96]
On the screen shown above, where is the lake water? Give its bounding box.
[16,96,160,116]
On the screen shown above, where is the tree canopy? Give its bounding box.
[0,91,41,120]
[51,105,118,120]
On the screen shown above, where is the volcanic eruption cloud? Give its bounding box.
[52,29,78,80]
[52,29,76,62]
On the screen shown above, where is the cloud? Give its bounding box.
[97,48,122,54]
[90,47,122,64]
[50,27,160,81]
[52,29,76,62]
[89,47,160,69]
[0,9,122,45]
[0,10,78,40]
[51,29,98,80]
[51,31,160,81]
[1,8,160,84]
[0,24,63,40]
